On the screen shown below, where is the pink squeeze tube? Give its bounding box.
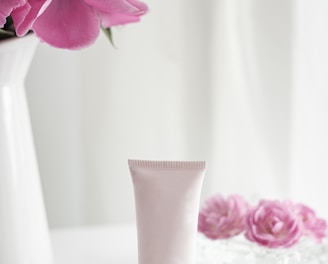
[128,160,206,264]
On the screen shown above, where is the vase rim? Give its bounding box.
[0,33,38,53]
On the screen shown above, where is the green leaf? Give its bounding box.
[102,27,116,48]
[0,29,16,40]
[0,29,15,36]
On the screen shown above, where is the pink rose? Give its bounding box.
[293,203,327,243]
[245,200,302,248]
[198,194,249,239]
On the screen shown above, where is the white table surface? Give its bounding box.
[51,224,138,264]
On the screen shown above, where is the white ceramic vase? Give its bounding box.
[0,35,53,264]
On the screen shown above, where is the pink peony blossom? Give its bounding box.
[11,0,50,37]
[245,200,303,248]
[293,203,327,243]
[0,0,25,27]
[198,194,249,239]
[6,0,148,49]
[31,0,148,49]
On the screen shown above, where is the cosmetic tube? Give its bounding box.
[129,160,206,264]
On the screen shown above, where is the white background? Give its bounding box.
[25,0,328,228]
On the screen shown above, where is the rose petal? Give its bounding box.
[84,0,147,14]
[11,0,50,36]
[84,0,148,27]
[271,221,284,234]
[0,0,25,27]
[32,0,100,49]
[97,10,141,27]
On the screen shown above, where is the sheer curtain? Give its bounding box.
[26,0,328,228]
[290,0,328,219]
[206,0,292,201]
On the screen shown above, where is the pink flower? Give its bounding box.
[198,194,249,239]
[293,203,327,243]
[245,200,302,248]
[9,0,148,49]
[32,0,148,49]
[0,0,25,27]
[11,0,50,37]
